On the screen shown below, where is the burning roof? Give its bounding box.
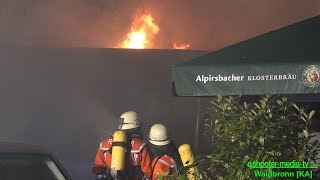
[115,10,190,50]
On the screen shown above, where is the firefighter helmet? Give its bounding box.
[149,124,171,146]
[118,111,141,130]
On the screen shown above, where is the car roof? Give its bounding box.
[0,142,50,155]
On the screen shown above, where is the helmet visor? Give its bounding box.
[149,136,171,146]
[118,118,126,130]
[118,118,141,130]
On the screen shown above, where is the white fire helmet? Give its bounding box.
[149,124,171,146]
[118,111,141,130]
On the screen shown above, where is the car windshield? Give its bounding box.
[0,154,66,180]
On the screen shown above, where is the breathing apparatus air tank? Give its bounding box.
[110,130,127,178]
[178,144,198,180]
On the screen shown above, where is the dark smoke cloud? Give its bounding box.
[151,0,320,50]
[0,0,319,49]
[0,0,143,47]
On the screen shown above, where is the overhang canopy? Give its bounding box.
[173,16,320,97]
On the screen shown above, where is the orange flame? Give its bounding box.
[173,42,191,50]
[119,13,160,49]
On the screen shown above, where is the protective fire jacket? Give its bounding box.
[151,154,178,180]
[93,135,152,179]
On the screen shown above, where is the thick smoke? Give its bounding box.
[0,47,205,179]
[0,0,319,50]
[0,0,143,47]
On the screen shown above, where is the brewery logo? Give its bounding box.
[302,65,320,87]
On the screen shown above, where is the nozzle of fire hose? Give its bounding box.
[178,144,198,180]
[96,174,107,180]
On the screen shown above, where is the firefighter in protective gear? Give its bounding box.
[92,111,152,180]
[148,124,182,180]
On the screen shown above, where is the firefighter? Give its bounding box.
[148,124,182,180]
[92,111,152,180]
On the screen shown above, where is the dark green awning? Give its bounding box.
[173,57,320,96]
[172,16,320,97]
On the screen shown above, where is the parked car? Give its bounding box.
[0,142,71,180]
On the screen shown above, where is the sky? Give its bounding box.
[0,0,319,50]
